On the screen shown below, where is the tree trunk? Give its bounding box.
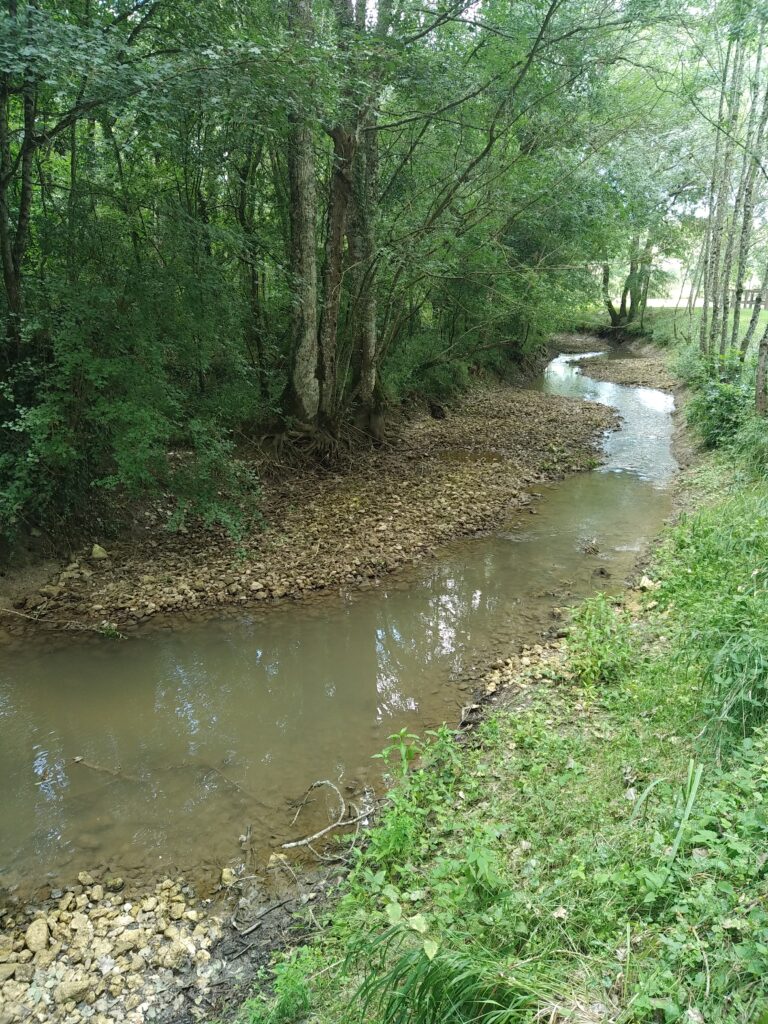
[0,0,35,347]
[638,236,653,329]
[731,78,768,351]
[602,264,621,326]
[721,32,765,354]
[316,0,360,425]
[699,38,733,354]
[318,125,356,421]
[626,236,641,321]
[353,0,391,423]
[708,40,744,354]
[756,322,768,415]
[286,0,320,424]
[687,240,705,313]
[353,130,379,410]
[740,258,768,360]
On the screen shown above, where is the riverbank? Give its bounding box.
[0,860,336,1024]
[230,381,768,1022]
[0,342,692,1024]
[1,357,615,642]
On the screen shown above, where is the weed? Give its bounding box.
[350,930,561,1024]
[687,377,751,447]
[240,949,319,1024]
[566,592,634,687]
[373,729,424,779]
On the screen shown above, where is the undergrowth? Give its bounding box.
[233,357,768,1024]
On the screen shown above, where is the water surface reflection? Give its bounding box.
[0,355,677,892]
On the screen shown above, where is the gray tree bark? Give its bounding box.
[700,38,733,353]
[756,321,768,415]
[731,74,768,351]
[721,30,765,353]
[287,0,320,423]
[708,41,744,354]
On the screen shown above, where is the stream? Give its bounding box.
[0,352,676,896]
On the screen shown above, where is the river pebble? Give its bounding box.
[2,379,615,639]
[0,876,224,1023]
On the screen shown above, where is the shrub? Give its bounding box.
[686,377,751,448]
[731,415,768,479]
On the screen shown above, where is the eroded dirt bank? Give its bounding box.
[1,377,615,641]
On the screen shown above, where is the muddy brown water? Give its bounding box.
[0,353,676,896]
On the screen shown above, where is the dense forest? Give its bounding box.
[1,0,767,542]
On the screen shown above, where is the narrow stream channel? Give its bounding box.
[0,353,676,896]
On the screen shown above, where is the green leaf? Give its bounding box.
[408,913,428,934]
[423,938,439,961]
[385,902,402,925]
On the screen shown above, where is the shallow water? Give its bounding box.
[0,354,676,894]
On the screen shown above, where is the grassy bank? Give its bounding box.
[229,363,768,1024]
[610,306,768,355]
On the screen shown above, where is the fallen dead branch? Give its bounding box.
[281,809,372,850]
[281,778,376,850]
[232,897,295,937]
[288,778,344,827]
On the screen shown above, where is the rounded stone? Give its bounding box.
[24,920,49,954]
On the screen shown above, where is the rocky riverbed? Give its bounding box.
[1,379,615,642]
[578,353,678,391]
[0,873,224,1024]
[0,863,337,1024]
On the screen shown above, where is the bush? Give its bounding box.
[686,377,751,448]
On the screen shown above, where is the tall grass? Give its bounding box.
[657,486,768,748]
[350,932,561,1024]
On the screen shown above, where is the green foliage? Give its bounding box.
[350,934,559,1024]
[627,733,768,1021]
[675,342,753,449]
[731,415,768,480]
[241,949,318,1024]
[373,729,423,779]
[164,423,261,538]
[0,0,707,543]
[566,593,634,687]
[687,377,752,448]
[0,360,261,540]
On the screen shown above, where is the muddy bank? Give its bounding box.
[1,382,614,640]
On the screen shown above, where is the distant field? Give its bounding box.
[643,306,768,355]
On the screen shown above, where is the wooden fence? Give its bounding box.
[732,288,764,309]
